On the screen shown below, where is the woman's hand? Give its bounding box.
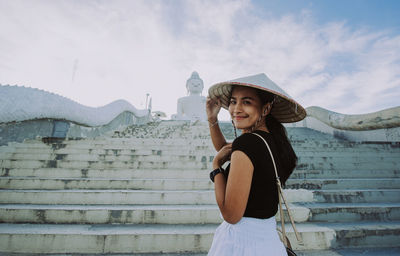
[206,97,222,123]
[213,143,232,169]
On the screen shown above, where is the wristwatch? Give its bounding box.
[210,167,224,183]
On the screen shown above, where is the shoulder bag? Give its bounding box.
[252,133,303,256]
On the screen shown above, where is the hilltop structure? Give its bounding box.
[0,80,399,254]
[1,82,399,145]
[0,85,151,146]
[171,71,207,122]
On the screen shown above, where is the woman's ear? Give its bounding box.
[262,103,272,116]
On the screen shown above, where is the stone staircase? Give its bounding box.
[0,121,399,254]
[287,128,400,250]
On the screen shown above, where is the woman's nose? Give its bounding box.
[234,102,242,113]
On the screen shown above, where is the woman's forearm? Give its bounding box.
[212,160,227,216]
[212,151,252,224]
[209,119,227,151]
[213,172,227,212]
[212,157,238,224]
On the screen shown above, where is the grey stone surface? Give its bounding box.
[0,85,150,125]
[0,119,54,146]
[0,122,399,254]
[292,116,400,142]
[1,248,400,255]
[0,111,151,146]
[335,248,400,256]
[306,105,400,131]
[298,247,400,255]
[67,111,150,139]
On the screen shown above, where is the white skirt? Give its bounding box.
[208,216,287,256]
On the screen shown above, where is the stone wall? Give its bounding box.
[286,105,400,142]
[0,111,151,146]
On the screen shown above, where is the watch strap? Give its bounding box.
[210,167,224,182]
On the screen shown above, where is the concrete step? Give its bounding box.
[0,153,215,162]
[0,189,312,205]
[9,138,400,152]
[313,189,400,203]
[286,178,400,190]
[284,221,400,250]
[323,247,400,256]
[314,221,400,249]
[3,248,400,256]
[0,203,309,224]
[291,169,400,179]
[2,153,400,166]
[3,168,400,180]
[6,145,399,159]
[3,187,397,210]
[0,177,214,190]
[2,177,399,191]
[292,141,400,150]
[297,156,400,164]
[0,189,216,205]
[3,148,399,158]
[1,221,399,253]
[295,159,399,170]
[0,253,208,256]
[1,158,398,171]
[0,159,213,170]
[0,168,208,179]
[2,148,215,157]
[0,150,400,164]
[292,143,400,151]
[0,154,214,164]
[299,202,400,222]
[0,204,221,224]
[297,151,399,157]
[0,223,216,254]
[12,138,213,148]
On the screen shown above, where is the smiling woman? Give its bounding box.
[205,73,305,256]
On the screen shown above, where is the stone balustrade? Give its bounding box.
[287,106,400,142]
[306,106,400,131]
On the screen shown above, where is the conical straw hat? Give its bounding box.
[208,73,306,123]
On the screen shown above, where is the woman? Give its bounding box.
[206,73,306,255]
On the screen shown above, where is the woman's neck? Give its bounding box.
[242,125,269,134]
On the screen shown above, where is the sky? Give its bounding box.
[1,0,399,120]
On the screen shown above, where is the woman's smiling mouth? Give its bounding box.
[234,116,247,121]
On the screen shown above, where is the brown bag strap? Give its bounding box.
[252,133,303,245]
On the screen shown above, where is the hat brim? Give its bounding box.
[208,81,306,123]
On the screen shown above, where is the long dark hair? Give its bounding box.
[256,89,297,186]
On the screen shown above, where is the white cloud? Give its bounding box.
[0,0,399,119]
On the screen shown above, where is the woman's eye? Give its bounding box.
[230,100,236,104]
[243,100,251,105]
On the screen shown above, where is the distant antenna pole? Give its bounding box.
[148,97,152,111]
[71,59,79,83]
[145,93,150,109]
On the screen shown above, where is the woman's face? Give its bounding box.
[229,86,265,131]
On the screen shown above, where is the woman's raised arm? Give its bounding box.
[206,97,227,151]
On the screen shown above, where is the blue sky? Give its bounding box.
[0,0,399,120]
[254,0,400,31]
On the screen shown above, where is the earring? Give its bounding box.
[251,115,263,132]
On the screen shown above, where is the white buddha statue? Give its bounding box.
[172,71,207,121]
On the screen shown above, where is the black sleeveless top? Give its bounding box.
[229,130,280,219]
